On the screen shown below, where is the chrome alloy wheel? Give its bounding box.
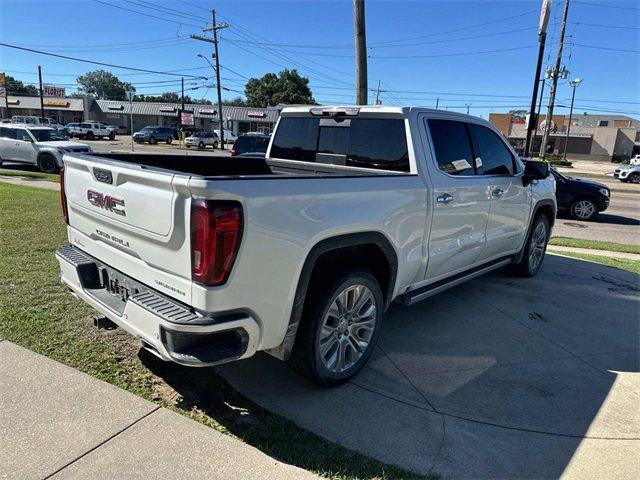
[573,200,595,219]
[318,285,377,373]
[528,221,547,271]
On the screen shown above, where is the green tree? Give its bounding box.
[222,96,246,106]
[76,70,135,100]
[244,69,315,107]
[509,109,528,121]
[4,75,39,96]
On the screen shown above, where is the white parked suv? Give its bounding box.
[11,115,65,132]
[56,106,556,386]
[614,163,640,183]
[185,131,219,149]
[0,124,91,173]
[69,122,116,140]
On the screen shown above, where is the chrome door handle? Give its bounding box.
[492,188,504,198]
[436,193,453,204]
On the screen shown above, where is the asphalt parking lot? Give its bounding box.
[217,254,639,479]
[83,134,232,156]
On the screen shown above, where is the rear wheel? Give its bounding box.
[628,172,640,184]
[288,270,383,387]
[570,197,597,220]
[213,141,219,149]
[513,214,549,277]
[39,154,59,174]
[198,141,205,149]
[86,131,95,140]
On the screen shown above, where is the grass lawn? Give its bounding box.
[0,167,61,183]
[0,182,428,480]
[549,236,640,255]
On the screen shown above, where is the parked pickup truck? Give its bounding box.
[56,106,555,386]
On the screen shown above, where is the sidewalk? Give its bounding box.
[0,340,318,480]
[547,244,640,261]
[0,174,59,191]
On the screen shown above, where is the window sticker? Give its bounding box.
[451,159,472,171]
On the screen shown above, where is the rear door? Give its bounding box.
[468,123,530,258]
[423,118,491,280]
[12,128,38,164]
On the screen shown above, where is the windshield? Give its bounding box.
[141,127,154,132]
[30,129,68,141]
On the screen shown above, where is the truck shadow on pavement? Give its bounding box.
[142,255,640,479]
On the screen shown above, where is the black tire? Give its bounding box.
[628,172,640,184]
[166,136,172,145]
[569,197,597,220]
[108,132,116,140]
[86,131,95,140]
[288,270,384,387]
[149,136,157,145]
[198,141,205,149]
[39,154,59,174]
[213,141,219,149]
[186,144,191,148]
[512,214,550,277]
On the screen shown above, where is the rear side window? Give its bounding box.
[271,117,409,172]
[81,123,91,129]
[0,127,16,139]
[468,124,516,175]
[427,119,475,176]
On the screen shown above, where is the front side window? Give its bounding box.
[30,129,67,141]
[427,119,475,176]
[468,124,516,175]
[15,129,33,142]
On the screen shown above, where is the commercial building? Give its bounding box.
[490,113,640,162]
[1,95,279,135]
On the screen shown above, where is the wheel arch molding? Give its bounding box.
[268,231,398,361]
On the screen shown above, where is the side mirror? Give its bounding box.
[522,160,549,186]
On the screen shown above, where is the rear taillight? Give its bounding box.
[60,167,69,224]
[191,200,243,286]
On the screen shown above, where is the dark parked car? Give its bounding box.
[550,167,610,220]
[133,126,174,144]
[230,133,270,157]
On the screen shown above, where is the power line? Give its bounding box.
[572,1,640,11]
[0,43,208,79]
[571,43,640,53]
[569,21,640,30]
[370,45,537,59]
[91,0,204,28]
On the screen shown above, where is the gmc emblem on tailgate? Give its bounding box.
[87,190,126,216]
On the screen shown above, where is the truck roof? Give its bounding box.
[278,105,487,122]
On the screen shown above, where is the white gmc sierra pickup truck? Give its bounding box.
[56,106,555,386]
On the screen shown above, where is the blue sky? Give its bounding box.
[1,0,638,118]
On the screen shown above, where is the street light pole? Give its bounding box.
[562,78,582,162]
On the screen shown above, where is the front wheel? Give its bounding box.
[149,136,156,145]
[166,136,172,145]
[198,141,205,149]
[86,131,95,140]
[39,154,59,174]
[288,270,383,387]
[513,214,549,277]
[570,198,597,220]
[108,132,115,140]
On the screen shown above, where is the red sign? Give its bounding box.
[181,111,194,126]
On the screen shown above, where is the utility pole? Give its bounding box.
[374,79,381,105]
[563,78,582,161]
[466,103,471,115]
[524,0,552,158]
[540,0,570,160]
[38,66,45,122]
[435,97,439,109]
[0,72,9,119]
[180,77,185,144]
[191,11,229,149]
[354,0,368,105]
[533,77,547,155]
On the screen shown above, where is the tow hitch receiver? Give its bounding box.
[93,315,117,330]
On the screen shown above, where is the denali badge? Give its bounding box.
[87,190,126,216]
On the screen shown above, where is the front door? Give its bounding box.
[12,128,37,164]
[423,117,491,281]
[467,123,530,258]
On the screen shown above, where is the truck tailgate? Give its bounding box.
[63,155,193,303]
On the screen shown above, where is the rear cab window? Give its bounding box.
[270,113,410,172]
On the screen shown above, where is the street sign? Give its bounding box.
[539,0,552,35]
[126,90,135,102]
[181,111,194,126]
